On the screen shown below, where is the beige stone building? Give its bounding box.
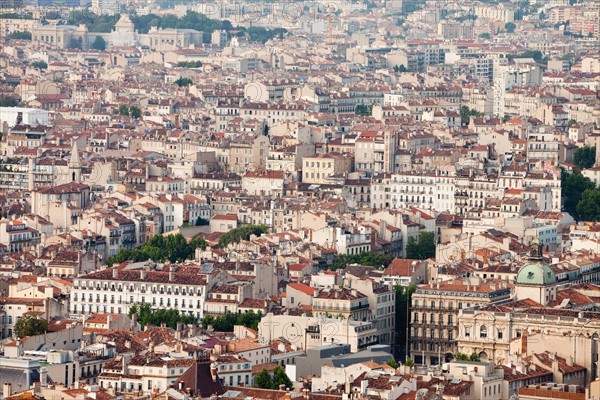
[227,135,269,173]
[410,277,512,366]
[302,152,354,184]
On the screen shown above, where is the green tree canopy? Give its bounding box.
[561,169,596,219]
[7,31,31,40]
[395,284,416,362]
[254,368,274,389]
[0,97,20,107]
[118,104,129,116]
[175,77,193,87]
[331,251,394,271]
[177,61,203,68]
[14,315,48,338]
[128,303,196,329]
[31,61,48,69]
[573,146,596,169]
[272,366,293,389]
[92,35,106,50]
[576,189,600,221]
[355,104,372,116]
[406,232,435,260]
[200,310,262,331]
[218,224,268,248]
[129,106,142,119]
[387,359,399,369]
[460,106,483,124]
[505,22,516,33]
[107,233,207,266]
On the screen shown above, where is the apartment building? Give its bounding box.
[227,135,270,173]
[258,313,379,352]
[302,152,354,184]
[70,262,229,318]
[410,277,512,366]
[344,276,396,346]
[388,171,456,213]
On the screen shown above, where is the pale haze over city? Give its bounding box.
[0,0,599,398]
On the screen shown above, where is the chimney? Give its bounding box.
[567,356,573,367]
[279,385,286,391]
[141,269,147,280]
[284,389,292,400]
[113,268,118,278]
[210,363,218,382]
[3,383,12,398]
[302,388,310,400]
[33,381,41,395]
[360,380,368,396]
[40,367,48,387]
[169,268,175,282]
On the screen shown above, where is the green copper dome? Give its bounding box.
[516,239,555,286]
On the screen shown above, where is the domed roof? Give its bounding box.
[516,239,556,286]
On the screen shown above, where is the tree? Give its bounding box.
[355,104,372,116]
[576,189,600,221]
[254,368,274,389]
[14,315,48,338]
[200,311,262,331]
[195,217,209,226]
[406,232,435,260]
[561,169,596,219]
[393,64,407,72]
[568,119,577,127]
[177,61,202,68]
[395,284,416,361]
[92,35,106,50]
[218,224,268,248]
[505,22,516,33]
[106,233,207,266]
[573,146,596,169]
[272,366,293,389]
[31,61,48,70]
[455,352,469,360]
[404,357,415,368]
[129,106,142,119]
[387,359,399,369]
[175,77,193,87]
[128,303,196,329]
[118,104,130,116]
[7,31,31,40]
[460,106,483,125]
[0,97,20,107]
[331,252,394,271]
[479,33,490,39]
[469,352,480,362]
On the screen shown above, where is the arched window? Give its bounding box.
[480,325,487,338]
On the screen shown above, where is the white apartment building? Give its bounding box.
[344,277,396,347]
[388,171,456,213]
[70,262,229,318]
[258,313,379,352]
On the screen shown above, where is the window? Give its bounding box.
[480,325,487,338]
[465,327,470,337]
[497,330,503,339]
